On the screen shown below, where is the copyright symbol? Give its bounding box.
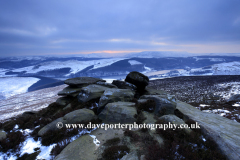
[56,122,63,129]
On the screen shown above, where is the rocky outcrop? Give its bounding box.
[98,102,137,124]
[159,114,192,134]
[177,101,240,160]
[125,71,149,91]
[38,108,97,136]
[2,72,239,160]
[77,84,110,103]
[112,80,137,91]
[55,128,125,160]
[56,96,73,106]
[140,95,176,116]
[64,77,105,87]
[96,81,118,88]
[97,88,134,114]
[57,86,82,97]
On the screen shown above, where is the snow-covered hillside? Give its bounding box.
[152,61,240,78]
[125,51,191,58]
[12,58,126,77]
[0,77,40,100]
[0,84,67,122]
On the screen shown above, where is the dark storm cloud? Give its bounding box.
[0,0,240,56]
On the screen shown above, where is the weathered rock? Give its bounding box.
[96,81,118,88]
[98,102,137,124]
[158,114,192,134]
[176,101,240,160]
[112,80,137,91]
[0,130,7,140]
[55,128,125,160]
[143,87,167,96]
[63,108,96,123]
[140,95,176,116]
[98,89,135,114]
[142,111,156,124]
[78,85,110,103]
[38,109,97,136]
[63,103,72,110]
[137,99,156,113]
[121,151,138,160]
[125,71,149,90]
[58,86,82,97]
[228,94,240,103]
[56,96,73,106]
[64,77,106,87]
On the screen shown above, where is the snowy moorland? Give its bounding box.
[149,75,240,122]
[0,84,67,122]
[2,55,240,78]
[0,77,40,100]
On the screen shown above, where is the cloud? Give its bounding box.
[0,0,240,56]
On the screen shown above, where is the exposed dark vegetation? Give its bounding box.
[149,75,240,122]
[136,99,156,113]
[16,151,40,160]
[123,118,227,160]
[0,131,26,153]
[41,128,78,146]
[101,145,130,160]
[50,139,71,159]
[104,137,121,146]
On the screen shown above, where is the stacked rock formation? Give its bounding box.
[34,71,240,160]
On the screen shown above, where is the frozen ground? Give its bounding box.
[149,75,240,122]
[0,77,40,100]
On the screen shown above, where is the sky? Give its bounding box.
[0,0,240,57]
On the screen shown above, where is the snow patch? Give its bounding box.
[128,60,142,65]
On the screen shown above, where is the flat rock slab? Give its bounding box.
[78,84,110,103]
[58,86,82,97]
[65,77,105,87]
[98,89,134,113]
[176,101,240,160]
[95,81,118,88]
[98,102,137,124]
[56,96,73,106]
[55,128,124,160]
